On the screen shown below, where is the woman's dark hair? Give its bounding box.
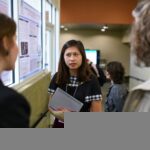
[56,39,93,86]
[106,61,125,84]
[0,13,16,56]
[131,0,150,66]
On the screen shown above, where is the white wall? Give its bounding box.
[60,29,130,76]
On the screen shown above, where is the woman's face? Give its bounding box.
[64,46,82,73]
[5,34,19,70]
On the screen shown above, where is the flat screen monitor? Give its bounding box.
[85,49,100,65]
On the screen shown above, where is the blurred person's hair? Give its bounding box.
[56,40,93,87]
[106,61,125,84]
[0,13,16,56]
[131,0,150,66]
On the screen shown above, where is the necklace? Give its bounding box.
[65,85,78,97]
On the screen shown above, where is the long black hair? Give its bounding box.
[56,40,93,86]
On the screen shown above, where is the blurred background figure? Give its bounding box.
[105,61,128,112]
[123,0,150,112]
[0,13,30,127]
[87,59,106,87]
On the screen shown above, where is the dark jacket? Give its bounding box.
[90,64,106,86]
[0,79,30,128]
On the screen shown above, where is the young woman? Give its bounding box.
[48,40,102,127]
[0,13,30,127]
[105,61,128,112]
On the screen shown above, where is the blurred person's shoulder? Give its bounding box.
[132,79,150,91]
[0,80,30,112]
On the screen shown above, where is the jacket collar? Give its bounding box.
[132,79,150,91]
[0,79,4,86]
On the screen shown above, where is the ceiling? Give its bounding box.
[61,0,138,25]
[60,23,131,32]
[60,0,136,32]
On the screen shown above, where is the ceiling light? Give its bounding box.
[103,25,108,29]
[101,28,105,32]
[64,28,68,31]
[60,25,65,29]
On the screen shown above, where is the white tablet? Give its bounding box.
[49,88,83,112]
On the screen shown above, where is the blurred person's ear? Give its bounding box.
[2,36,9,50]
[2,36,9,55]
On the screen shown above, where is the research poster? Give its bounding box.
[18,0,42,80]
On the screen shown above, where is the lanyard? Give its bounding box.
[65,85,78,97]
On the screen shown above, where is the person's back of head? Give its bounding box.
[0,13,16,56]
[106,61,125,84]
[0,13,18,71]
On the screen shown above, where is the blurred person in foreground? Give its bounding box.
[0,13,30,127]
[123,0,150,112]
[87,59,106,87]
